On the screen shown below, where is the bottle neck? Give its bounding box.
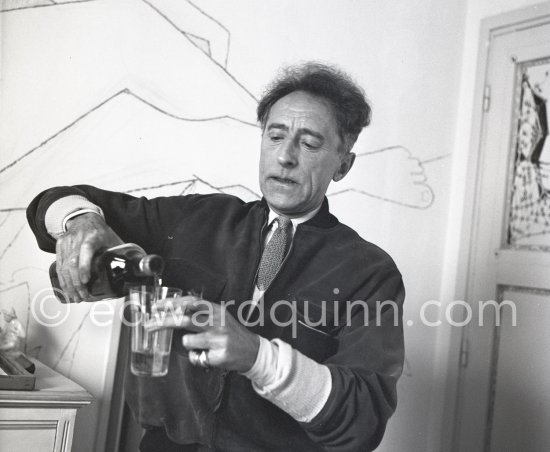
[138,254,164,276]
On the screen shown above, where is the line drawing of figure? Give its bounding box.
[1,0,438,210]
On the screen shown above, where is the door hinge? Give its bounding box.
[483,85,491,112]
[459,337,469,368]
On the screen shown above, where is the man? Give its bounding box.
[27,62,405,451]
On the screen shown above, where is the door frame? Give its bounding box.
[449,3,550,452]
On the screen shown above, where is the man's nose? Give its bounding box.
[277,139,298,168]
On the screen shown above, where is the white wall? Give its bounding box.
[6,0,541,451]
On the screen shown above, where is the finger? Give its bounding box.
[185,298,218,315]
[182,332,211,350]
[144,311,212,333]
[57,236,81,302]
[55,262,71,303]
[55,239,68,294]
[183,335,225,369]
[153,295,197,311]
[59,241,81,303]
[78,240,95,285]
[60,268,79,302]
[59,259,79,303]
[67,254,86,301]
[144,312,191,331]
[55,257,67,296]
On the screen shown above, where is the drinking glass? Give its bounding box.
[128,285,182,377]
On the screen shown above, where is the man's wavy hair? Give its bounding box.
[257,62,371,154]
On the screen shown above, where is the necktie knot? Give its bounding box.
[276,216,292,231]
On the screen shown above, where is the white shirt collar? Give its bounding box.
[267,204,322,233]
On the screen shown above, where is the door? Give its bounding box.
[454,5,550,452]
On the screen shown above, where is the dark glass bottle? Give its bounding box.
[49,243,164,302]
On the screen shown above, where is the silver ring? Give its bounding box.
[189,350,209,368]
[198,350,210,368]
[188,350,199,366]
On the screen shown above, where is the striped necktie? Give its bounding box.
[256,216,292,291]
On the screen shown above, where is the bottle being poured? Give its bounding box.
[50,243,164,302]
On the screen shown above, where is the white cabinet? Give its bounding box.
[0,360,92,452]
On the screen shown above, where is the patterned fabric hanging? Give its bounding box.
[509,73,550,245]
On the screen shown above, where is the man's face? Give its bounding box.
[259,91,354,218]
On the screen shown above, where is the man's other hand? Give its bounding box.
[146,296,260,373]
[56,212,123,302]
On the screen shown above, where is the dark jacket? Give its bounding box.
[27,185,405,452]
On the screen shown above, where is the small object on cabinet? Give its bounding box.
[0,351,36,390]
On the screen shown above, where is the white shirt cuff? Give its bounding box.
[44,195,104,238]
[243,336,332,422]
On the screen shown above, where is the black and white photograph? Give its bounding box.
[0,1,549,451]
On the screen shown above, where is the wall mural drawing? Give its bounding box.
[1,0,441,448]
[0,0,445,370]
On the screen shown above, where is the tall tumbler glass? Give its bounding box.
[128,285,182,377]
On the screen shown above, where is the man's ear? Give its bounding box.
[333,152,356,182]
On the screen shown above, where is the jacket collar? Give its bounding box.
[258,197,339,230]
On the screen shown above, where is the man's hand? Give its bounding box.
[56,212,123,302]
[147,296,260,373]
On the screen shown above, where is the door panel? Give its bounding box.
[455,7,550,452]
[488,288,550,452]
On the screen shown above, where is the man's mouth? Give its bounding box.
[270,176,297,185]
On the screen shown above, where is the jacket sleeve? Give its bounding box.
[26,185,193,255]
[301,261,405,451]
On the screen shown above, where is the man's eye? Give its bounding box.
[270,135,284,142]
[302,141,320,151]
